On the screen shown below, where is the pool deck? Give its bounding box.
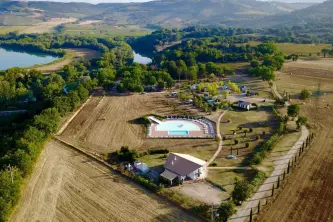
[148,118,216,139]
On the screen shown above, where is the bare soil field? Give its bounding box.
[283,58,333,79]
[37,48,101,73]
[21,17,77,34]
[257,61,333,221]
[10,140,199,222]
[59,93,217,155]
[78,20,102,25]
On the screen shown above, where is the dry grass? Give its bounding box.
[20,17,77,34]
[59,93,217,156]
[10,140,199,222]
[214,107,279,167]
[258,58,333,222]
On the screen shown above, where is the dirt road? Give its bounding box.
[258,62,333,222]
[10,140,200,222]
[230,126,308,222]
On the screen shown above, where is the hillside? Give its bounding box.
[89,0,315,26]
[0,0,315,27]
[246,0,333,27]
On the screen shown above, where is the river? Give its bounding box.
[133,51,152,64]
[0,47,59,70]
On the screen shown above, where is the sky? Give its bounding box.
[28,0,325,4]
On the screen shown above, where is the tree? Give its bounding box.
[232,178,253,203]
[287,104,300,118]
[222,90,229,99]
[296,116,308,129]
[300,89,311,100]
[321,49,330,58]
[216,201,236,222]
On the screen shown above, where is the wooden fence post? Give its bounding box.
[277,176,280,188]
[258,201,260,214]
[283,170,286,180]
[287,161,290,174]
[272,184,275,196]
[249,208,253,222]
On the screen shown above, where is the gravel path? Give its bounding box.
[229,126,309,221]
[206,109,228,166]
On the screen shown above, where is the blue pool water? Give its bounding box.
[156,120,200,132]
[168,130,189,135]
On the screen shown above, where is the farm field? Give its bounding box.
[282,58,333,80]
[10,140,199,222]
[20,17,77,34]
[36,48,101,73]
[246,41,330,55]
[257,59,333,221]
[62,23,153,37]
[59,93,217,156]
[0,26,29,34]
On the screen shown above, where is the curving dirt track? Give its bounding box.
[258,65,333,222]
[10,140,200,222]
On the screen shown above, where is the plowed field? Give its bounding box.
[10,140,200,222]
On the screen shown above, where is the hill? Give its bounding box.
[246,0,333,27]
[0,0,315,27]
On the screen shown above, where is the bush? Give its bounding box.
[128,173,162,192]
[232,178,253,203]
[245,142,250,148]
[147,148,169,155]
[209,162,217,167]
[217,201,236,222]
[116,146,138,162]
[300,89,311,100]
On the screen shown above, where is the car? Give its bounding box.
[226,154,237,159]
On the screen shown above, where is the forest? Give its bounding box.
[0,30,287,221]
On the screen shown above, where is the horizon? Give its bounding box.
[23,0,325,4]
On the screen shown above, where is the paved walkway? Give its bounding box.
[206,109,228,166]
[229,126,309,221]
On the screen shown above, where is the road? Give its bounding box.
[271,81,290,106]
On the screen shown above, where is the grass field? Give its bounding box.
[10,140,199,222]
[245,41,331,56]
[256,57,333,221]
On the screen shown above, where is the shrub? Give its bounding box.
[217,201,236,222]
[116,146,138,162]
[300,89,311,100]
[256,135,260,140]
[249,128,253,133]
[128,173,161,192]
[147,148,169,155]
[209,162,217,167]
[232,178,253,204]
[245,142,250,148]
[234,139,239,145]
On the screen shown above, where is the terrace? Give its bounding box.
[147,116,216,139]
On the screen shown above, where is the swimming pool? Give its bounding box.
[155,120,200,132]
[168,130,189,135]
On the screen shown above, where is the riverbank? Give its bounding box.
[35,48,102,73]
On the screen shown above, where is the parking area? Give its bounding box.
[172,181,226,205]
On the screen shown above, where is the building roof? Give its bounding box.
[238,100,252,106]
[164,153,206,176]
[160,169,178,181]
